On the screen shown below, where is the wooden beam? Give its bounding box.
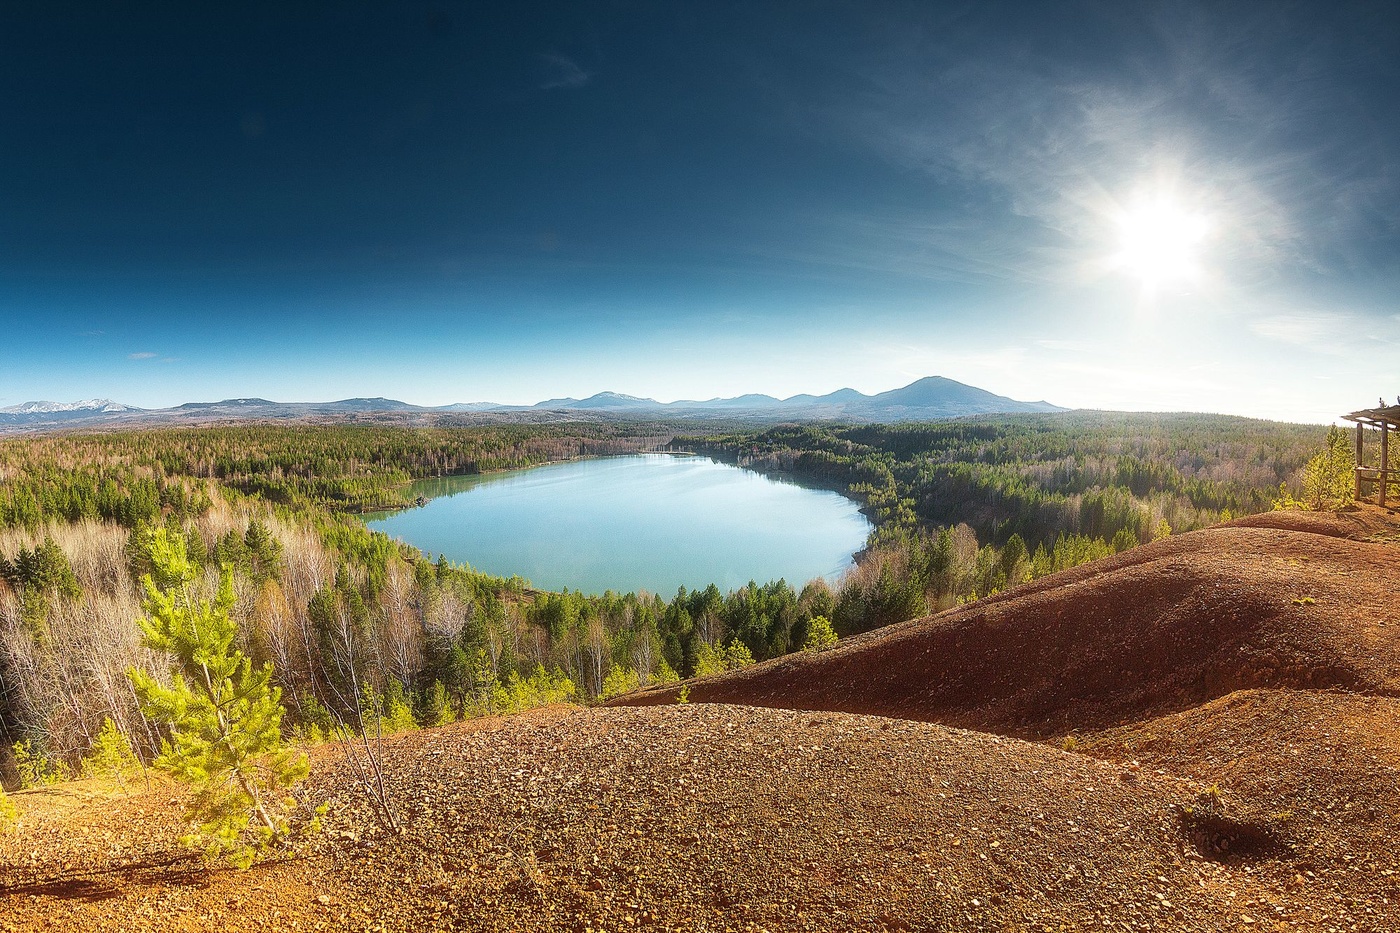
[1382,425,1390,508]
[1356,422,1365,501]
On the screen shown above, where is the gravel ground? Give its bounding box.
[6,701,1396,932]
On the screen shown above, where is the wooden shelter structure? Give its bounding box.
[1342,401,1400,506]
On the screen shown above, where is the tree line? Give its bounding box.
[679,412,1326,549]
[0,422,671,526]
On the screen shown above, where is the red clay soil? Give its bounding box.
[1079,688,1400,925]
[614,507,1400,738]
[6,703,1386,933]
[1224,507,1400,542]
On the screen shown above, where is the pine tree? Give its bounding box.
[802,615,838,652]
[12,739,66,787]
[1302,426,1356,511]
[600,665,641,700]
[80,717,140,779]
[127,526,311,867]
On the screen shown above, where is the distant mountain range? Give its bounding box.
[522,377,1063,419]
[0,377,1065,431]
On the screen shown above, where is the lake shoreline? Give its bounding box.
[357,447,872,520]
[355,448,679,517]
[360,453,873,596]
[671,447,880,528]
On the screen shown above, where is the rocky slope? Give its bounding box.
[616,509,1400,737]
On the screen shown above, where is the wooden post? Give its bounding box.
[1382,425,1390,508]
[1356,422,1365,501]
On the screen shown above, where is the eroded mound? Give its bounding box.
[3,704,1374,932]
[1225,506,1400,542]
[1079,689,1400,879]
[615,520,1400,736]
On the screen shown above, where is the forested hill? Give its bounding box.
[0,422,671,524]
[677,412,1326,550]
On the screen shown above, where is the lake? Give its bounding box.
[362,454,872,595]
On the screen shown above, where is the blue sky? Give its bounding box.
[1,2,1396,422]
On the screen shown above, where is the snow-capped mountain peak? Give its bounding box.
[0,399,138,414]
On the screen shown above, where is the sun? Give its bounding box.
[1112,195,1211,289]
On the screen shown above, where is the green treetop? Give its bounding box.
[127,526,311,867]
[0,786,15,830]
[1274,425,1356,512]
[802,615,838,652]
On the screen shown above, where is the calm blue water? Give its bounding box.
[363,454,871,595]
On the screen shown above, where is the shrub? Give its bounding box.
[127,526,310,867]
[693,643,725,678]
[1110,527,1139,553]
[501,665,576,711]
[80,717,140,779]
[693,639,756,676]
[12,739,66,788]
[292,693,336,744]
[422,680,457,727]
[600,665,641,700]
[1304,428,1356,510]
[802,615,838,652]
[721,640,756,669]
[378,680,419,735]
[650,659,680,686]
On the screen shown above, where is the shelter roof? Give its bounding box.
[1342,405,1400,429]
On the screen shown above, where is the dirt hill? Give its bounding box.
[3,507,1398,931]
[614,508,1400,737]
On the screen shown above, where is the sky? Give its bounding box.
[1,1,1397,423]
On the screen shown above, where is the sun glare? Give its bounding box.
[1112,195,1211,289]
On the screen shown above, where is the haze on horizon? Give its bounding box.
[1,2,1396,424]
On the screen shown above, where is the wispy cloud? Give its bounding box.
[127,351,158,360]
[1250,312,1344,350]
[1246,308,1399,356]
[789,5,1398,294]
[539,54,591,90]
[754,206,1060,287]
